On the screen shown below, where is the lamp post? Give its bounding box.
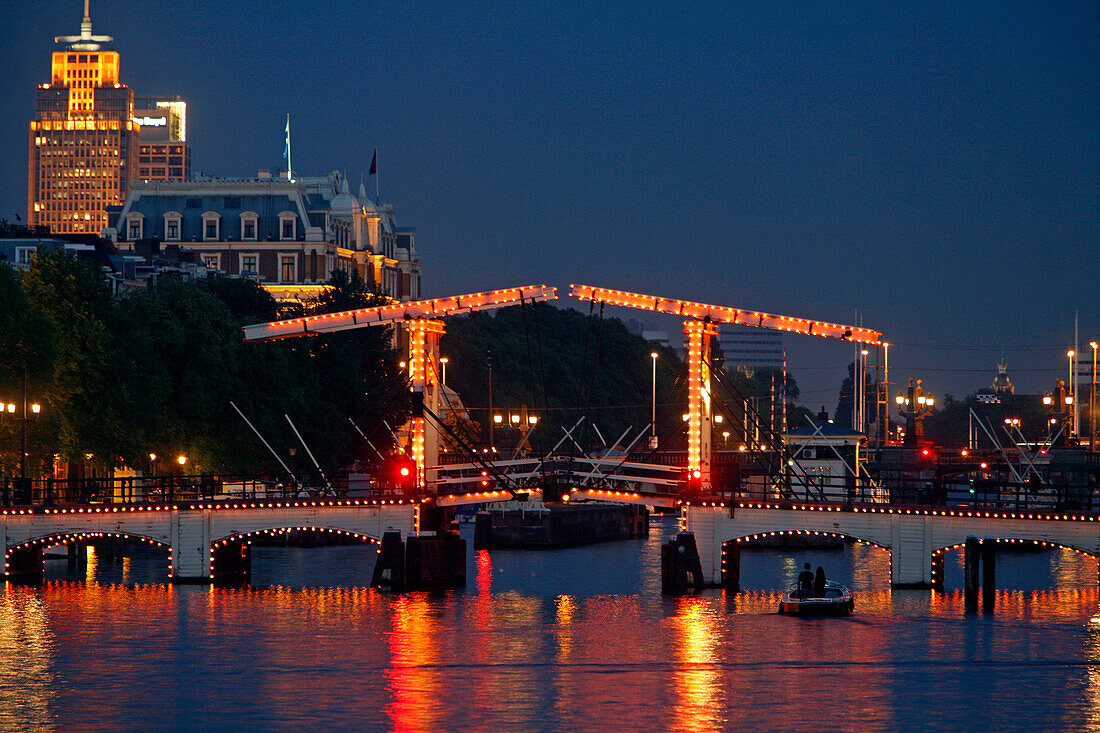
[486,348,494,451]
[895,378,933,446]
[1068,350,1077,437]
[440,357,448,386]
[1091,342,1098,454]
[5,368,42,503]
[881,342,890,446]
[649,351,658,450]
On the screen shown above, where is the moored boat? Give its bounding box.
[778,581,855,616]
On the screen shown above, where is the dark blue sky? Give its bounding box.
[4,1,1098,407]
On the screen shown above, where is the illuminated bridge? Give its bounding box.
[0,499,417,584]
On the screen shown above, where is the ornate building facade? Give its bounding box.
[105,170,421,302]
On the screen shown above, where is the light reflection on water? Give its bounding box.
[1,517,1098,731]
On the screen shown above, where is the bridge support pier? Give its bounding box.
[371,530,466,591]
[662,532,705,594]
[964,537,980,612]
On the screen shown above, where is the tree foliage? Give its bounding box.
[0,258,404,478]
[440,304,682,453]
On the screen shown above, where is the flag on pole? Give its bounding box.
[283,115,290,160]
[369,148,377,175]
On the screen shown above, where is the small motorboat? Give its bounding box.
[778,581,855,616]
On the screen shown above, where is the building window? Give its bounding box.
[125,213,144,240]
[202,254,220,270]
[240,254,258,275]
[280,255,296,283]
[240,211,259,241]
[15,247,34,266]
[163,211,182,241]
[201,212,220,241]
[278,212,297,241]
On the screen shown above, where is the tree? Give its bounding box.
[440,304,681,453]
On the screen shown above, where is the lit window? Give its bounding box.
[280,255,296,283]
[202,254,220,270]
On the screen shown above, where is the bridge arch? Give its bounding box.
[5,531,172,581]
[730,529,892,554]
[212,526,384,548]
[933,538,1100,560]
[719,529,891,591]
[208,526,383,582]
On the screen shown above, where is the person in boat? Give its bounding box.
[797,563,815,598]
[814,566,827,597]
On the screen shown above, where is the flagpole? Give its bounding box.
[286,113,292,180]
[375,148,380,203]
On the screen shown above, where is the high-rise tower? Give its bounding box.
[27,1,138,234]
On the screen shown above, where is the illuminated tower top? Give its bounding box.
[54,0,113,51]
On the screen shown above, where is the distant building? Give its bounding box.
[975,362,1014,403]
[720,325,783,377]
[133,96,190,183]
[27,4,188,235]
[0,236,95,269]
[105,170,421,302]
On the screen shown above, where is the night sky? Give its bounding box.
[3,1,1098,408]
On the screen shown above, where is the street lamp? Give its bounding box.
[1091,341,1098,454]
[895,378,933,446]
[649,352,658,450]
[440,357,448,386]
[3,368,42,502]
[1068,350,1077,437]
[882,342,890,445]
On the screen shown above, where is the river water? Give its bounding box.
[1,515,1099,732]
